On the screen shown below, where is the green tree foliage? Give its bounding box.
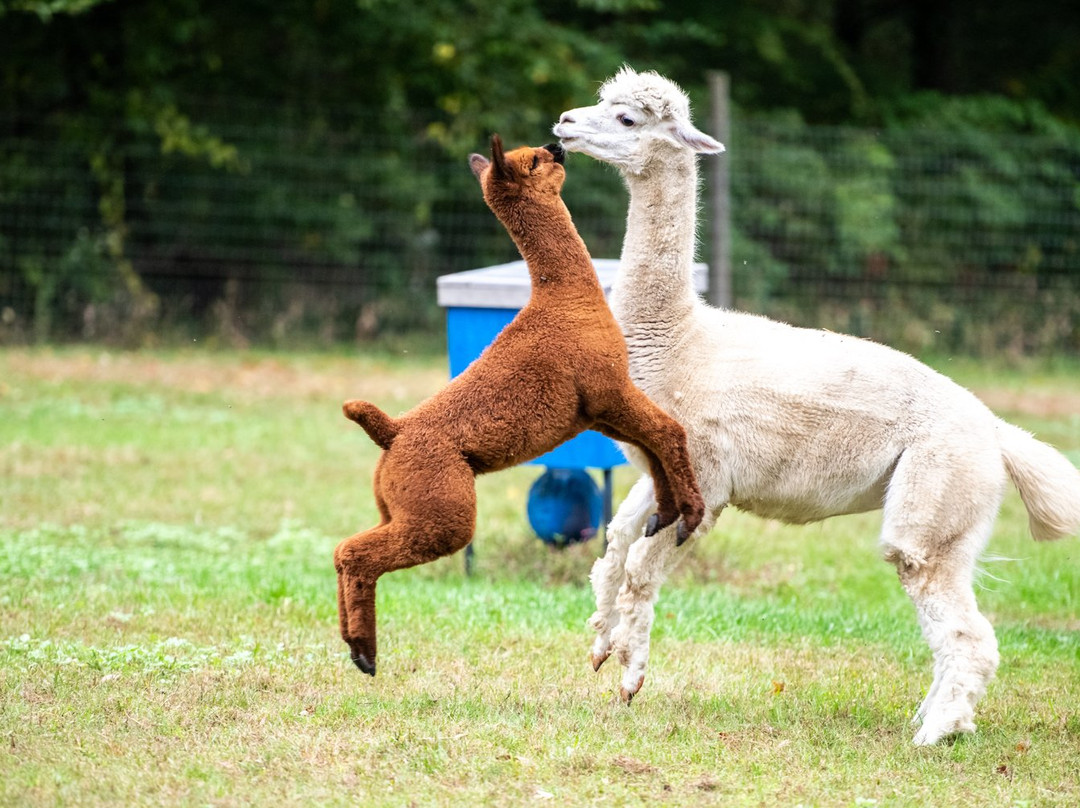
[1,0,1078,348]
[0,0,629,341]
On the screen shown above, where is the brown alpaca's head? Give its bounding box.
[469,135,566,210]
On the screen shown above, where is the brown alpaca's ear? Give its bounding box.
[469,153,489,181]
[489,134,509,181]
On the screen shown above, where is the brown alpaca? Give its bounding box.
[334,135,704,675]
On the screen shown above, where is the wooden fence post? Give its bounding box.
[707,70,732,309]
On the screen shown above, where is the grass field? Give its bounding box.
[2,346,1079,807]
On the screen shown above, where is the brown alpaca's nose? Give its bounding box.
[543,143,565,164]
[559,112,576,124]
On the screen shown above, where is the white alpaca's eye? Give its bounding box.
[617,114,635,127]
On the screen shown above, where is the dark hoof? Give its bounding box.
[591,650,611,672]
[645,513,659,537]
[676,520,691,546]
[620,675,644,704]
[352,653,376,676]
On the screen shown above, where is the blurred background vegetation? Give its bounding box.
[1,0,1078,356]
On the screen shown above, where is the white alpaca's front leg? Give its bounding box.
[612,509,715,702]
[588,475,655,671]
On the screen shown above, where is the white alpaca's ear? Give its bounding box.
[666,120,725,154]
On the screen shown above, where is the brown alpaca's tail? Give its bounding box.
[343,400,399,450]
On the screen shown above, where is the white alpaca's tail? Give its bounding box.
[997,420,1080,541]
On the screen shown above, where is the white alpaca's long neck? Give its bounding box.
[613,153,699,331]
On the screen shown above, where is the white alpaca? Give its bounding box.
[553,66,1080,746]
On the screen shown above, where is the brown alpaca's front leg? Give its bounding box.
[597,387,705,544]
[641,460,680,538]
[597,425,680,535]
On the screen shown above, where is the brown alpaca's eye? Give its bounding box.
[530,155,540,171]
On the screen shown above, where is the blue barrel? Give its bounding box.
[526,468,603,547]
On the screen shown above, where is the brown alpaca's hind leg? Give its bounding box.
[334,446,477,674]
[336,523,407,674]
[596,387,704,543]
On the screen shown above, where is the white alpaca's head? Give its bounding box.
[553,66,724,175]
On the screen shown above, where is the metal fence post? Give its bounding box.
[707,70,733,310]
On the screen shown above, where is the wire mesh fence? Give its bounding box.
[1,103,1078,355]
[726,117,1080,355]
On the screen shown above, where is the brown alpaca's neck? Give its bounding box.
[499,198,601,299]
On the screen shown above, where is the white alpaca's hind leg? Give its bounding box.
[881,447,1003,745]
[885,548,996,745]
[588,475,655,670]
[903,559,999,746]
[912,655,946,726]
[612,508,716,701]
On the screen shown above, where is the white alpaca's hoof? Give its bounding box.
[619,673,645,704]
[912,717,976,746]
[912,726,940,746]
[590,637,612,672]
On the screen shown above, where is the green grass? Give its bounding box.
[1,346,1079,806]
